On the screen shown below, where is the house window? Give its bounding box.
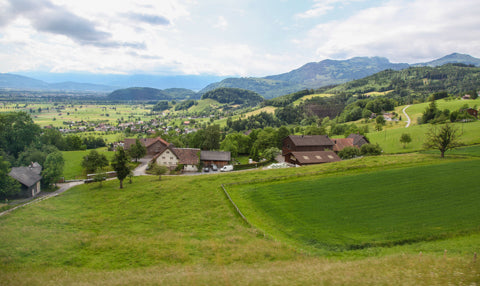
[170,157,173,160]
[162,156,165,159]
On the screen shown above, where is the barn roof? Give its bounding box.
[290,151,341,164]
[200,150,231,162]
[286,135,334,147]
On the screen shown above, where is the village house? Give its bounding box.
[152,146,200,172]
[123,137,170,157]
[8,162,42,198]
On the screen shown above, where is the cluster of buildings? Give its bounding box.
[123,137,231,172]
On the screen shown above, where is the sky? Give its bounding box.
[0,0,479,77]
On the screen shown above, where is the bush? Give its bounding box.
[338,146,360,159]
[360,143,382,156]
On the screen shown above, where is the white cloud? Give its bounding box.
[296,0,338,18]
[214,16,228,30]
[297,0,480,63]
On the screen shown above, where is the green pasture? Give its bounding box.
[367,120,480,153]
[398,98,480,126]
[1,103,158,127]
[293,93,333,106]
[227,158,480,254]
[62,148,115,179]
[0,153,479,284]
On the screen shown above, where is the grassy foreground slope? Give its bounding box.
[227,158,480,253]
[0,153,479,285]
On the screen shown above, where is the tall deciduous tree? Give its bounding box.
[0,112,41,158]
[42,151,65,187]
[128,138,146,162]
[81,150,109,174]
[423,123,462,158]
[111,147,131,189]
[0,156,20,199]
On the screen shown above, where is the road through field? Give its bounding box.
[402,105,411,128]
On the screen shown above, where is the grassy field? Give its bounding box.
[226,158,480,254]
[62,148,116,179]
[1,153,480,284]
[293,93,334,105]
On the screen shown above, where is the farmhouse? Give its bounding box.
[8,162,42,198]
[282,135,335,165]
[200,151,231,168]
[124,137,170,156]
[152,146,200,172]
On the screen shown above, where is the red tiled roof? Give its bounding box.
[332,138,355,152]
[124,137,169,149]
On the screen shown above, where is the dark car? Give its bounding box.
[203,166,210,172]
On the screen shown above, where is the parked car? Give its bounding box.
[220,165,233,172]
[211,164,218,171]
[203,166,210,172]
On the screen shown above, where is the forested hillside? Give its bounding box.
[201,87,264,107]
[326,64,480,103]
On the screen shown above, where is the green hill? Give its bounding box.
[107,87,198,101]
[201,87,264,107]
[326,64,480,101]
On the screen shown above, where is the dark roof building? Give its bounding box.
[289,151,341,166]
[8,162,42,198]
[200,150,231,167]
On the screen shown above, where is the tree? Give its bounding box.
[423,123,462,158]
[42,151,64,187]
[0,112,41,158]
[128,138,146,162]
[150,163,168,180]
[360,143,382,156]
[261,147,281,161]
[338,146,360,159]
[0,156,20,199]
[399,133,412,148]
[111,147,131,189]
[81,150,109,174]
[202,124,221,150]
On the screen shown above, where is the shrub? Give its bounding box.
[338,146,361,159]
[360,143,382,156]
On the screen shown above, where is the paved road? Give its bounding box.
[402,105,411,128]
[132,157,150,176]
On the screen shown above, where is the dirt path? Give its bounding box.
[0,181,84,217]
[403,105,411,128]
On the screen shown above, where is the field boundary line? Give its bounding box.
[221,184,268,238]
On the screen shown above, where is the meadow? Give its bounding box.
[1,153,479,285]
[226,158,480,254]
[62,147,115,179]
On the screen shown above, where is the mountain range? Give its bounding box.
[1,53,479,99]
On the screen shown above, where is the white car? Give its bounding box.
[220,165,233,172]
